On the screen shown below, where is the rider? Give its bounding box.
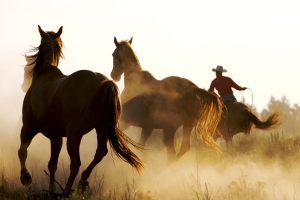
[208,65,247,102]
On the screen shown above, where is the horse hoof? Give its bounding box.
[78,179,89,191]
[20,172,32,186]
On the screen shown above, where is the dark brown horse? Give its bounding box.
[216,101,281,143]
[18,26,143,197]
[111,37,223,160]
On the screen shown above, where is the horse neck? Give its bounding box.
[124,67,157,85]
[21,56,62,92]
[121,67,158,103]
[32,66,64,83]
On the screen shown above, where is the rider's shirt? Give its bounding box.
[208,75,243,96]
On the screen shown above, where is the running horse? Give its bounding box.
[18,26,143,197]
[216,101,281,143]
[110,37,223,160]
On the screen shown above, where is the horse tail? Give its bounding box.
[248,111,281,130]
[191,87,223,152]
[95,80,144,172]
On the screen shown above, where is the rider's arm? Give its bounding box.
[230,78,244,91]
[208,81,215,93]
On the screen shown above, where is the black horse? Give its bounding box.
[18,26,143,197]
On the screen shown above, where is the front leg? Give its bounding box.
[177,125,193,158]
[139,128,153,145]
[163,127,177,162]
[18,125,38,186]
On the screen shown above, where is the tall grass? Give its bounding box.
[1,131,300,199]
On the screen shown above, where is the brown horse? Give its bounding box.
[18,26,143,197]
[111,37,223,160]
[216,101,281,143]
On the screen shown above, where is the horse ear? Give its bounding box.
[129,37,133,44]
[114,37,119,47]
[54,26,63,38]
[38,25,46,36]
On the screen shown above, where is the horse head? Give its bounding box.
[38,25,62,41]
[38,25,63,67]
[26,25,64,81]
[111,37,141,82]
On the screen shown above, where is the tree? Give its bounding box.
[260,96,300,136]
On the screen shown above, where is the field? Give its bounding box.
[1,125,300,200]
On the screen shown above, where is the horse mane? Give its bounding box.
[142,70,157,82]
[118,40,141,68]
[27,31,64,78]
[21,55,35,92]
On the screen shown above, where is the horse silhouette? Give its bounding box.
[216,101,281,143]
[111,37,223,160]
[18,26,143,197]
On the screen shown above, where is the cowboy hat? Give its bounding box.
[212,65,227,72]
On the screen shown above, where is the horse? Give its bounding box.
[18,26,143,197]
[216,101,281,143]
[110,37,223,160]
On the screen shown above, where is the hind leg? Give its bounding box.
[79,125,108,191]
[18,125,38,186]
[177,125,193,158]
[48,137,63,192]
[139,128,153,145]
[65,133,83,196]
[163,127,177,162]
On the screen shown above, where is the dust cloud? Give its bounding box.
[0,80,299,199]
[1,112,300,200]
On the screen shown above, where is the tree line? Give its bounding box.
[243,96,300,136]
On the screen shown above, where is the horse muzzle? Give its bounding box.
[110,70,122,82]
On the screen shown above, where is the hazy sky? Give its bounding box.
[1,0,300,124]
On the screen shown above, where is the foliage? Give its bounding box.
[260,96,300,135]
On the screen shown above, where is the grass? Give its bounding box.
[1,131,300,199]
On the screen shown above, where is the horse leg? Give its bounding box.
[163,127,177,162]
[48,137,63,193]
[64,134,83,196]
[119,119,130,131]
[226,136,234,148]
[177,124,193,158]
[79,125,108,191]
[18,125,38,186]
[139,128,153,145]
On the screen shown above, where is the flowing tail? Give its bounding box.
[191,87,223,152]
[94,80,144,172]
[249,111,281,130]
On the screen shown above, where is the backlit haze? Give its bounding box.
[0,0,300,199]
[1,0,300,116]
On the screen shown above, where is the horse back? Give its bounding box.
[157,76,196,98]
[25,70,109,135]
[225,102,249,112]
